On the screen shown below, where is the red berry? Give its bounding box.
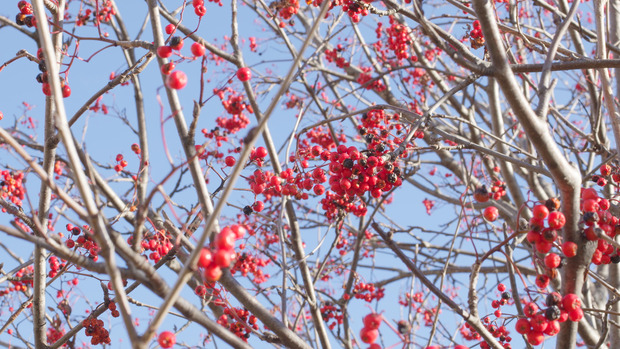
[544,253,561,269]
[532,204,549,219]
[535,274,550,289]
[215,227,236,250]
[198,248,213,268]
[158,331,176,348]
[544,320,560,336]
[157,46,173,58]
[527,331,544,345]
[562,293,581,312]
[483,206,498,221]
[194,5,207,16]
[562,241,578,257]
[191,42,206,57]
[547,211,566,229]
[530,314,548,332]
[236,67,252,82]
[515,318,531,334]
[161,62,176,75]
[252,200,264,212]
[363,313,382,330]
[214,247,235,268]
[524,302,539,317]
[42,83,52,96]
[359,327,378,344]
[165,24,176,34]
[568,308,583,322]
[62,84,71,98]
[166,71,187,90]
[204,264,222,282]
[224,156,236,167]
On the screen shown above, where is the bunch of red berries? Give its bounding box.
[469,20,485,49]
[16,1,36,28]
[515,292,583,345]
[114,154,128,172]
[352,282,385,302]
[65,224,101,262]
[0,170,25,207]
[360,313,382,347]
[217,307,258,341]
[198,225,246,282]
[324,45,350,68]
[385,17,411,60]
[579,186,620,265]
[320,302,344,330]
[83,318,111,345]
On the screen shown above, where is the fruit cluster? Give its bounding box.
[324,45,350,68]
[217,307,258,341]
[385,17,411,60]
[360,313,382,346]
[198,225,246,282]
[0,170,25,207]
[15,1,36,28]
[352,282,385,302]
[0,266,33,296]
[469,20,485,49]
[82,318,111,345]
[229,252,271,284]
[113,153,128,172]
[320,302,343,330]
[64,224,101,263]
[515,293,583,345]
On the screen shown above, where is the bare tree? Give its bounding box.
[0,0,619,348]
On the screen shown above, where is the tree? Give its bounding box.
[0,0,618,348]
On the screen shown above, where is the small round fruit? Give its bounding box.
[224,156,236,167]
[473,186,490,202]
[483,206,499,222]
[236,67,252,82]
[191,42,206,57]
[562,241,578,257]
[515,318,531,334]
[204,264,222,282]
[166,71,187,90]
[359,327,378,344]
[165,24,176,35]
[197,248,213,268]
[62,84,71,98]
[547,211,566,229]
[544,253,561,269]
[157,46,173,58]
[363,313,382,330]
[158,331,176,348]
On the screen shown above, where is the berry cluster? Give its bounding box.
[324,45,350,68]
[64,224,101,262]
[341,0,370,23]
[352,282,384,302]
[33,48,72,98]
[270,0,300,27]
[515,293,583,345]
[229,252,271,284]
[82,318,111,345]
[48,256,66,278]
[357,68,386,92]
[469,20,485,49]
[471,284,512,348]
[385,17,411,60]
[0,170,25,208]
[198,225,246,282]
[15,1,36,28]
[360,313,382,345]
[217,307,259,341]
[0,266,33,296]
[213,88,252,133]
[579,186,619,265]
[113,153,128,172]
[75,1,116,26]
[107,301,120,318]
[320,302,343,330]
